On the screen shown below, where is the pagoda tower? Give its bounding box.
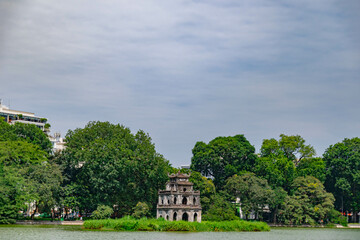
[156,172,202,222]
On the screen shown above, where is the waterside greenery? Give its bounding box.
[1,119,359,225]
[83,217,270,232]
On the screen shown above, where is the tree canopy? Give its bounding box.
[1,118,356,225]
[323,137,360,222]
[225,173,274,220]
[279,176,334,225]
[58,121,170,215]
[191,135,257,188]
[261,134,315,166]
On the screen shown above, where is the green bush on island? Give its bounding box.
[83,217,270,232]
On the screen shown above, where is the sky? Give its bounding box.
[0,0,359,167]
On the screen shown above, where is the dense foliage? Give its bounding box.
[278,176,334,225]
[0,120,61,223]
[323,137,360,222]
[191,135,257,188]
[225,173,274,220]
[92,205,114,219]
[57,121,170,216]
[202,194,238,221]
[190,134,358,224]
[83,217,270,231]
[132,202,150,219]
[1,117,358,225]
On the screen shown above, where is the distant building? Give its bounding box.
[48,132,66,152]
[0,102,48,131]
[0,101,65,152]
[157,172,202,222]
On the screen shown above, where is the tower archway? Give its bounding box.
[173,212,177,221]
[182,212,188,221]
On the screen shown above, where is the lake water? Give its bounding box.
[0,226,359,240]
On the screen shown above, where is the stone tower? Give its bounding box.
[157,172,202,222]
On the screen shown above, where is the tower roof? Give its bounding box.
[168,171,190,179]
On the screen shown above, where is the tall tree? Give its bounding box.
[189,171,216,213]
[279,176,335,225]
[27,161,62,219]
[225,173,274,220]
[0,140,52,222]
[191,135,257,188]
[0,120,52,154]
[255,156,296,192]
[256,134,316,191]
[58,121,170,216]
[323,137,360,222]
[12,122,53,154]
[296,157,326,183]
[261,134,315,166]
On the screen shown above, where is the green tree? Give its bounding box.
[202,194,237,221]
[27,161,62,220]
[61,183,80,219]
[0,140,47,166]
[279,176,335,225]
[189,171,216,213]
[323,137,360,222]
[0,166,27,223]
[225,173,274,220]
[0,121,52,154]
[132,202,150,219]
[296,157,326,183]
[0,119,17,141]
[0,140,54,222]
[58,121,170,216]
[261,134,315,166]
[255,156,296,192]
[191,135,257,188]
[269,187,288,223]
[256,134,316,192]
[92,205,114,219]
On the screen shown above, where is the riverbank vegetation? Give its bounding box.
[1,120,359,225]
[83,217,270,232]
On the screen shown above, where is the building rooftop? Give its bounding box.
[0,102,47,130]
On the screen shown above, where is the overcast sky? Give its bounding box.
[0,0,359,167]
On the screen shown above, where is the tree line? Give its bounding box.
[0,120,359,225]
[191,134,359,224]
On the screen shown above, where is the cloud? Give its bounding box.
[0,0,359,166]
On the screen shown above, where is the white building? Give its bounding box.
[48,132,66,152]
[0,101,65,152]
[0,102,48,131]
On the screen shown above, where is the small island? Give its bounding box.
[83,217,270,231]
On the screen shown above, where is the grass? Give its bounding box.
[83,216,270,232]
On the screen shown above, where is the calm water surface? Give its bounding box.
[0,226,359,240]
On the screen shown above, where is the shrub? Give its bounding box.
[328,209,348,227]
[202,195,237,221]
[131,202,150,219]
[83,217,270,232]
[83,220,105,229]
[91,205,114,219]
